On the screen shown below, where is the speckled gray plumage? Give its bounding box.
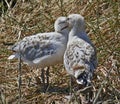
[64,14,97,86]
[8,17,69,68]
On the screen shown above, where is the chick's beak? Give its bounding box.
[61,20,69,31]
[61,25,68,31]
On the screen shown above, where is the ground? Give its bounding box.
[0,0,119,104]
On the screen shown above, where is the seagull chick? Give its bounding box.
[64,14,97,86]
[8,16,69,91]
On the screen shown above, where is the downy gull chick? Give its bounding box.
[8,16,69,91]
[64,14,97,88]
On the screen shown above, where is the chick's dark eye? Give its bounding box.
[67,18,70,20]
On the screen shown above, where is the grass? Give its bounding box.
[0,0,119,104]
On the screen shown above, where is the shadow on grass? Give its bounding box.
[34,83,70,94]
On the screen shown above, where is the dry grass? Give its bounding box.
[0,0,120,104]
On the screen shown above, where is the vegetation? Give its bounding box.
[0,0,119,103]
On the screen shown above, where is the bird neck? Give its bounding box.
[62,29,69,36]
[62,29,69,43]
[56,29,69,44]
[68,23,94,46]
[68,23,85,41]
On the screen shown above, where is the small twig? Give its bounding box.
[4,0,10,9]
[0,89,6,104]
[69,76,72,96]
[72,90,81,104]
[46,67,50,92]
[18,51,22,104]
[76,86,93,95]
[18,31,22,104]
[93,81,106,104]
[41,68,45,92]
[2,42,14,46]
[93,68,112,104]
[17,30,22,41]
